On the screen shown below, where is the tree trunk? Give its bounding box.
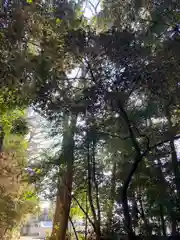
[169,138,180,192]
[122,195,135,240]
[166,109,180,194]
[117,100,141,239]
[85,191,88,240]
[154,157,167,237]
[138,192,152,236]
[121,154,141,239]
[155,158,167,236]
[51,171,73,240]
[87,140,101,240]
[69,216,79,240]
[166,110,180,235]
[159,204,166,237]
[51,114,77,240]
[92,139,101,240]
[52,192,61,239]
[107,159,117,231]
[0,125,5,152]
[171,217,177,236]
[131,192,139,234]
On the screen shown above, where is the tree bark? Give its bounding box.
[159,204,166,237]
[118,101,179,239]
[117,100,141,239]
[107,159,117,231]
[85,191,88,240]
[0,125,5,152]
[87,142,97,224]
[87,140,101,240]
[137,191,152,236]
[69,216,79,240]
[171,217,177,236]
[51,114,77,240]
[166,109,180,194]
[169,138,180,192]
[165,109,180,235]
[121,153,141,239]
[155,158,167,237]
[92,139,101,240]
[131,192,139,234]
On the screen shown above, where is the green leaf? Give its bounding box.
[56,18,62,24]
[36,169,41,174]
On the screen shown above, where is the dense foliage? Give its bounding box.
[0,1,39,238]
[0,0,180,239]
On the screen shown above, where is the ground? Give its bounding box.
[20,237,43,240]
[20,237,34,240]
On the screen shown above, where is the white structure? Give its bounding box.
[38,221,52,239]
[21,200,85,238]
[21,221,52,238]
[21,203,51,237]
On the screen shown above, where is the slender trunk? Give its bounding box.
[69,216,79,240]
[171,217,177,236]
[51,114,77,240]
[155,158,167,237]
[72,195,95,230]
[157,159,178,236]
[166,110,179,235]
[157,218,162,236]
[117,103,180,239]
[87,141,101,240]
[169,138,180,192]
[92,139,101,239]
[166,109,180,194]
[107,159,117,231]
[121,153,141,239]
[0,125,4,152]
[122,195,135,239]
[159,204,166,237]
[87,142,97,224]
[117,100,141,239]
[138,192,152,236]
[0,126,6,239]
[131,192,139,234]
[85,191,88,240]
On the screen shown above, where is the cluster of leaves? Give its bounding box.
[29,0,180,239]
[0,132,39,239]
[0,0,42,238]
[0,0,180,239]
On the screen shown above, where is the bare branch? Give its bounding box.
[69,216,79,240]
[72,194,96,231]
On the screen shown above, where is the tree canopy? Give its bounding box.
[0,0,180,239]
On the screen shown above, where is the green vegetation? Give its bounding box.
[0,0,180,239]
[0,111,39,239]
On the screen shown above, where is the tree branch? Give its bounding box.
[69,215,79,240]
[72,194,96,230]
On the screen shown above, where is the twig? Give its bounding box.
[69,215,79,240]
